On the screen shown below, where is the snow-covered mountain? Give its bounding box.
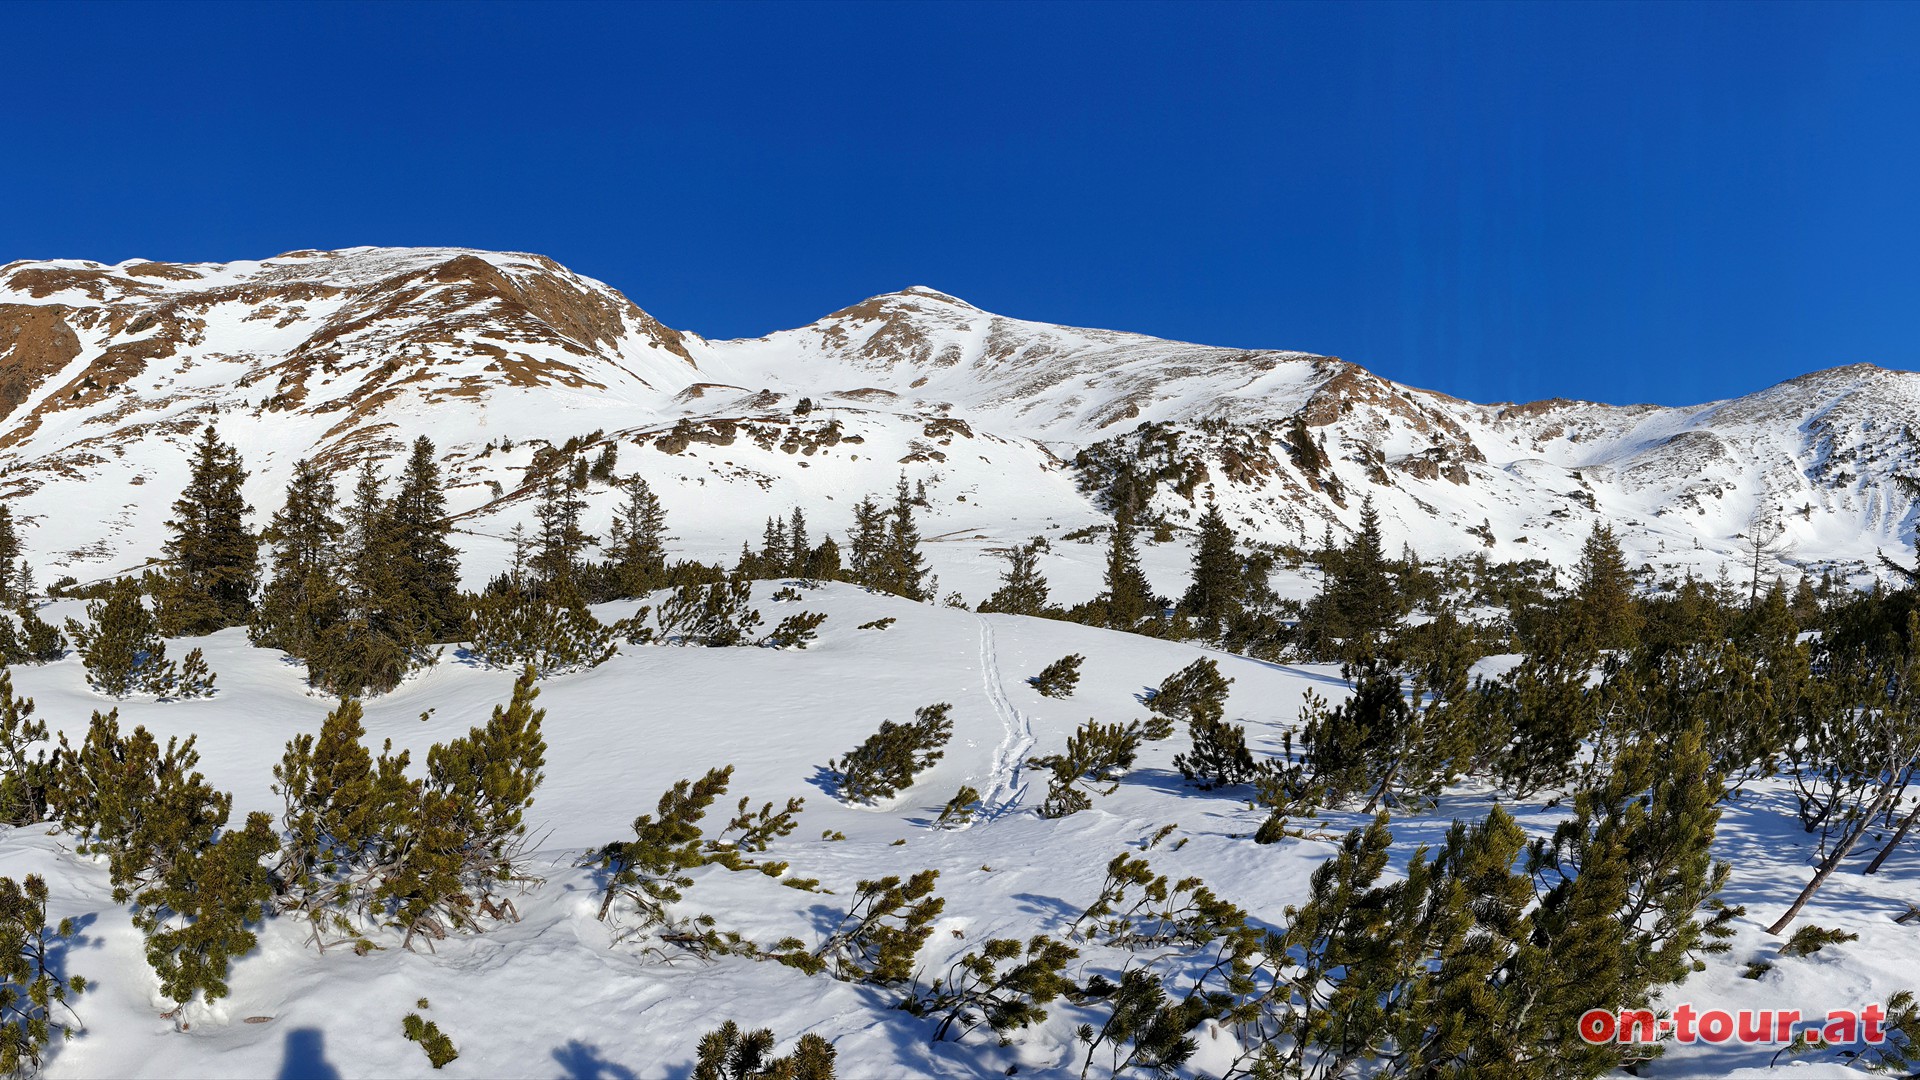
[2,246,1915,595]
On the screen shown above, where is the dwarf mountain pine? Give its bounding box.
[1029,653,1083,698]
[827,704,953,803]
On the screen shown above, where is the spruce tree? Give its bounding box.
[0,505,20,605]
[873,477,930,600]
[787,508,811,577]
[1101,512,1154,631]
[532,459,592,597]
[1311,495,1399,663]
[980,539,1051,616]
[846,497,887,587]
[806,535,842,581]
[1573,523,1639,652]
[758,517,789,578]
[386,436,463,641]
[606,475,670,596]
[252,458,346,659]
[307,461,428,698]
[1181,497,1243,639]
[158,424,258,635]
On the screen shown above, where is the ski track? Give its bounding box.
[974,614,1034,820]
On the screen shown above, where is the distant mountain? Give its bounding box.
[1,246,1914,592]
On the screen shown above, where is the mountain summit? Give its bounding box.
[0,246,1915,590]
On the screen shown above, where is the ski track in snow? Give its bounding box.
[974,615,1034,820]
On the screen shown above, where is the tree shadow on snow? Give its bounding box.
[277,1028,342,1080]
[805,765,842,801]
[552,1039,638,1080]
[1008,890,1081,926]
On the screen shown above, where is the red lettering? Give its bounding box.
[1824,1011,1858,1046]
[1674,1003,1698,1043]
[1864,1004,1887,1044]
[1579,1009,1617,1044]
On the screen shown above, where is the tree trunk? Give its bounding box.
[1768,783,1900,935]
[1865,796,1920,875]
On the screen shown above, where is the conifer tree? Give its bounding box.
[1299,656,1470,811]
[0,873,88,1075]
[694,1021,837,1080]
[758,517,789,578]
[872,477,931,600]
[64,578,181,697]
[272,697,409,952]
[9,606,63,665]
[606,475,670,596]
[1308,495,1399,662]
[381,668,548,947]
[157,424,258,635]
[806,535,842,581]
[532,458,592,597]
[1172,713,1262,790]
[1573,522,1639,651]
[1101,512,1154,631]
[136,812,277,1017]
[0,505,21,605]
[386,436,464,641]
[656,579,764,647]
[0,672,52,826]
[1181,497,1243,639]
[911,934,1079,1043]
[1030,720,1143,817]
[827,704,954,803]
[1488,725,1736,1074]
[403,1011,460,1069]
[1144,658,1232,740]
[48,713,270,1017]
[811,870,943,984]
[307,461,428,698]
[252,458,346,659]
[1029,653,1083,698]
[465,590,621,674]
[846,497,887,587]
[980,539,1051,616]
[787,507,811,577]
[594,766,731,930]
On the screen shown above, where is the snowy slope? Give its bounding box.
[0,584,1894,1079]
[1,247,1917,605]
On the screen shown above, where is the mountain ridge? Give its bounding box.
[0,246,1914,597]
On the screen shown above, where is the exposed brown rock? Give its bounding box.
[123,261,204,281]
[0,305,83,421]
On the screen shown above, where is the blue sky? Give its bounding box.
[4,1,1917,406]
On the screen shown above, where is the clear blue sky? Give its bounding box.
[5,1,1917,406]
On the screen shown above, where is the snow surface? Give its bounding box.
[1,248,1916,604]
[0,584,1901,1078]
[1,248,1917,1077]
